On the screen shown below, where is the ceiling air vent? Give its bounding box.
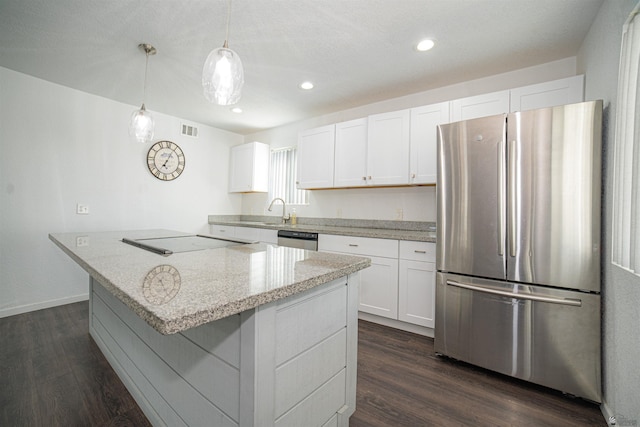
[181,123,198,138]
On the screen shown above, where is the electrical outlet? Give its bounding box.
[395,208,403,220]
[76,236,89,247]
[76,204,89,215]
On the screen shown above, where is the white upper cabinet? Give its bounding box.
[367,109,411,186]
[294,76,584,191]
[409,102,450,185]
[450,90,510,122]
[229,142,270,193]
[297,124,335,189]
[509,75,584,112]
[334,118,368,188]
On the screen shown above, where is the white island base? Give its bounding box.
[89,273,359,427]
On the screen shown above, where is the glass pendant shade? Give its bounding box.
[202,46,244,105]
[129,104,155,144]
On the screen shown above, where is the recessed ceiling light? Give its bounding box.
[299,81,314,90]
[231,107,242,113]
[416,39,435,52]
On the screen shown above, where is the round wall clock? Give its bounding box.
[147,140,185,181]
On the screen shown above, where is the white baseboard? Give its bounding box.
[601,401,614,426]
[0,293,89,318]
[358,312,434,338]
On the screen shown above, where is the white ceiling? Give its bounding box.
[0,0,604,135]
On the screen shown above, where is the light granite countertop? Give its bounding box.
[49,230,370,335]
[208,216,437,242]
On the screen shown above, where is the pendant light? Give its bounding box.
[202,0,244,105]
[129,43,156,143]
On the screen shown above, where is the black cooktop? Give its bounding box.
[122,234,248,255]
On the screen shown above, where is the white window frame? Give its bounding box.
[268,147,309,205]
[612,2,640,275]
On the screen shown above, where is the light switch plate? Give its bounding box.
[76,204,89,215]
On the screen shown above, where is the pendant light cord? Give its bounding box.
[223,0,232,48]
[142,50,149,107]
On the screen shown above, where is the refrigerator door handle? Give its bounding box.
[508,139,517,257]
[498,139,505,256]
[446,280,582,307]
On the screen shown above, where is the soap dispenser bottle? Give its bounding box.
[291,208,297,225]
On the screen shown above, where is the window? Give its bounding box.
[268,147,308,205]
[612,3,640,275]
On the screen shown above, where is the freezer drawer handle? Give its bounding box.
[446,280,582,307]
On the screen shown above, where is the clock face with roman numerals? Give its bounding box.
[147,140,185,181]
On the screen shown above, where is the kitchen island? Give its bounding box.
[49,230,370,427]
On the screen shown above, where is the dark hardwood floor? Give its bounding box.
[0,302,605,426]
[0,301,150,427]
[351,320,605,427]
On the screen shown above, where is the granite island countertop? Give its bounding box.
[208,216,437,242]
[49,229,370,335]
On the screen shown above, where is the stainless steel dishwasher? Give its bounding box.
[277,230,318,250]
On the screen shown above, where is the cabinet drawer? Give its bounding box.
[319,234,398,258]
[209,225,236,238]
[399,240,435,262]
[234,226,260,241]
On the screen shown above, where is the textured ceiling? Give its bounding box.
[0,0,604,135]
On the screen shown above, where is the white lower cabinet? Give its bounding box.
[257,228,278,244]
[319,235,435,330]
[398,241,436,328]
[318,234,399,320]
[210,225,278,244]
[209,225,236,239]
[359,255,399,319]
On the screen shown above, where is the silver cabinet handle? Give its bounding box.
[447,280,582,307]
[414,250,426,254]
[348,244,359,247]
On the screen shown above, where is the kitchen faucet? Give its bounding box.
[267,198,290,224]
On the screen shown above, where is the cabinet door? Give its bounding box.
[235,226,260,242]
[258,228,278,244]
[229,144,254,192]
[509,75,584,112]
[398,259,435,328]
[209,225,236,238]
[334,118,368,188]
[410,102,450,184]
[229,142,269,193]
[359,255,399,319]
[367,110,410,186]
[450,90,509,122]
[297,124,335,189]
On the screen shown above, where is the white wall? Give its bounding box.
[0,67,243,317]
[577,0,640,423]
[241,57,578,221]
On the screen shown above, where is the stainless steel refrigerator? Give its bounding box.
[435,100,602,402]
